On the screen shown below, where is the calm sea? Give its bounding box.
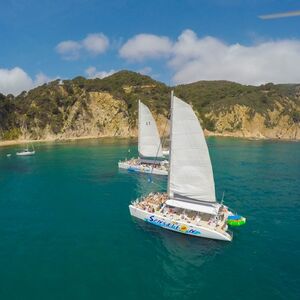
[0,138,299,300]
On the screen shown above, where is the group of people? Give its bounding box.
[125,158,168,171]
[134,192,167,213]
[126,158,140,166]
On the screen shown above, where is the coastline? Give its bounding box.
[204,130,300,142]
[0,132,299,148]
[0,135,136,148]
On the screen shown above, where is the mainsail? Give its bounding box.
[138,100,163,159]
[167,95,216,206]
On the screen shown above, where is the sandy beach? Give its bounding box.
[0,135,133,148]
[1,132,299,149]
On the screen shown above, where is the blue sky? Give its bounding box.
[1,0,300,95]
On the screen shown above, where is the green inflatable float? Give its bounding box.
[227,215,246,227]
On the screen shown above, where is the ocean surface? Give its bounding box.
[0,137,299,300]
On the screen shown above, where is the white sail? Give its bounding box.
[168,95,216,204]
[138,100,163,158]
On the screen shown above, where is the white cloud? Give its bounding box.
[120,29,300,85]
[137,66,152,75]
[82,33,109,55]
[56,33,109,60]
[55,40,82,60]
[119,34,172,61]
[0,67,51,96]
[170,30,300,85]
[34,72,52,86]
[85,66,115,79]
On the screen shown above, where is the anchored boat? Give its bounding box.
[118,100,169,176]
[129,92,245,241]
[16,144,35,156]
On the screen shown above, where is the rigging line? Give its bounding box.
[160,113,170,151]
[159,116,169,154]
[147,115,169,181]
[146,177,166,188]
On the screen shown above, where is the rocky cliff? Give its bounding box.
[0,71,299,142]
[206,102,299,140]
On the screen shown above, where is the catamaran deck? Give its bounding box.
[132,193,231,235]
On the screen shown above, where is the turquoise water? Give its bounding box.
[0,138,299,300]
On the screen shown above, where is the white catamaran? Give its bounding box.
[118,100,169,176]
[129,93,245,241]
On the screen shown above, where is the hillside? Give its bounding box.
[0,70,300,142]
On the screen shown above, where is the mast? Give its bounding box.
[167,90,174,198]
[138,100,141,157]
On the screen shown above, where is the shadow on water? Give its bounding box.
[134,218,225,261]
[132,217,228,298]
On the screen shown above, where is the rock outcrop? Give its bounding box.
[0,71,299,142]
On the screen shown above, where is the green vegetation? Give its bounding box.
[70,71,171,126]
[0,93,17,134]
[0,70,299,140]
[175,80,300,116]
[2,128,21,140]
[292,111,300,123]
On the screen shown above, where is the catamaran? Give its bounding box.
[129,92,245,241]
[16,144,35,156]
[118,100,169,176]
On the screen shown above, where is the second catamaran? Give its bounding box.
[118,100,169,176]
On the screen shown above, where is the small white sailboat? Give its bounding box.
[16,144,35,156]
[129,92,245,241]
[118,100,169,176]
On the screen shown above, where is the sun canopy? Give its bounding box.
[166,199,219,215]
